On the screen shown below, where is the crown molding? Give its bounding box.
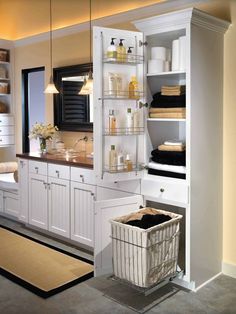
[133,7,230,34]
[14,0,208,47]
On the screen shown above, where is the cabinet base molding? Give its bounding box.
[193,272,222,292]
[23,223,94,255]
[222,262,236,279]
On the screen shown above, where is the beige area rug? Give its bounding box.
[0,226,93,298]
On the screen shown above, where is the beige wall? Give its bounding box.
[13,1,236,270]
[223,1,236,267]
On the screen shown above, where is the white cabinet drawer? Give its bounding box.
[0,126,14,135]
[0,135,14,145]
[29,160,47,176]
[141,179,188,205]
[98,179,141,194]
[71,167,95,185]
[0,115,14,126]
[48,163,70,180]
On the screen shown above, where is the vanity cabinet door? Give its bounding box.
[29,173,48,230]
[48,177,70,238]
[71,181,96,247]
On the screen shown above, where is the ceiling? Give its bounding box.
[0,0,165,40]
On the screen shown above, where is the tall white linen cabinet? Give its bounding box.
[93,8,229,289]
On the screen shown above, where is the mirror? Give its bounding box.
[53,63,93,132]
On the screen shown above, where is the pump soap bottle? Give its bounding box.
[127,47,134,62]
[117,39,126,62]
[107,38,117,61]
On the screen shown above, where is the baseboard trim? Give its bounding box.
[194,272,222,292]
[222,262,236,279]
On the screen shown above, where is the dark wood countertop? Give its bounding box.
[16,152,93,169]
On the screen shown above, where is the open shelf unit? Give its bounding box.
[0,41,15,148]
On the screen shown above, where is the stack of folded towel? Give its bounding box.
[148,139,186,179]
[161,85,185,96]
[149,85,186,119]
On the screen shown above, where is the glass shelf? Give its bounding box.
[102,90,144,100]
[147,118,186,122]
[104,163,144,174]
[103,127,144,136]
[103,54,143,65]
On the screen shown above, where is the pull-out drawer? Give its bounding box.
[141,179,188,205]
[0,126,14,135]
[0,135,14,145]
[29,160,47,176]
[0,115,14,126]
[48,163,70,180]
[98,179,141,194]
[71,167,95,185]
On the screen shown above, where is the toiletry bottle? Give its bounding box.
[125,154,133,172]
[126,108,133,134]
[109,145,117,172]
[117,39,126,62]
[133,108,140,133]
[115,73,122,97]
[107,38,117,61]
[127,47,134,62]
[117,151,124,171]
[108,72,116,96]
[129,76,139,99]
[109,109,116,134]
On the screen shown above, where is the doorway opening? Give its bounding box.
[22,67,45,153]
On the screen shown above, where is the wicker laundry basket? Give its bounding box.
[110,207,182,288]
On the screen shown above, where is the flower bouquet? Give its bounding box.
[29,123,58,153]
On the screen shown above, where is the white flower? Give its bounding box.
[29,123,58,140]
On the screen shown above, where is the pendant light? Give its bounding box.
[79,0,93,95]
[44,0,59,94]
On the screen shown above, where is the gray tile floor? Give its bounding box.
[0,217,236,314]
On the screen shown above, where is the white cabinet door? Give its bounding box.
[18,159,29,222]
[71,181,95,247]
[93,26,145,183]
[94,194,143,276]
[3,191,19,217]
[48,177,70,238]
[29,173,48,230]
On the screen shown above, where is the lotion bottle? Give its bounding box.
[133,109,140,133]
[109,145,117,172]
[126,108,133,134]
[107,38,117,61]
[117,39,126,62]
[108,109,116,134]
[125,154,133,172]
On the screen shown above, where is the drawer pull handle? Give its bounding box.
[160,188,165,193]
[55,170,60,178]
[80,174,84,183]
[35,167,39,174]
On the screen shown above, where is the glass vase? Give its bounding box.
[39,138,47,154]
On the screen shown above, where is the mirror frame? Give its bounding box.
[53,63,93,132]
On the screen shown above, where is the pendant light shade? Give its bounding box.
[79,0,93,95]
[44,0,59,94]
